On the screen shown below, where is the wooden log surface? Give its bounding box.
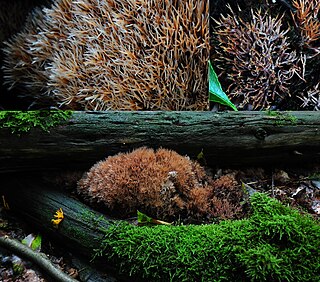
[0,111,319,173]
[2,179,115,259]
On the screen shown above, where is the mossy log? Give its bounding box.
[2,180,113,258]
[0,111,320,173]
[1,179,134,280]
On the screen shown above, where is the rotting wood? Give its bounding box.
[0,111,319,173]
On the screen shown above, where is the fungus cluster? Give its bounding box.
[291,0,320,110]
[211,0,320,110]
[213,6,298,110]
[77,148,243,222]
[291,0,320,48]
[2,0,209,110]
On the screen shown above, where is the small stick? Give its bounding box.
[271,169,275,197]
[0,236,79,282]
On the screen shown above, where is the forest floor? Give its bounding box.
[1,163,319,281]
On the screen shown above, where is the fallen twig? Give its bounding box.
[0,236,79,282]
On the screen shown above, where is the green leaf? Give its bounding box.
[137,210,153,225]
[137,210,172,226]
[208,60,237,111]
[21,234,42,251]
[31,234,42,251]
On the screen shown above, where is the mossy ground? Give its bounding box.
[98,193,320,282]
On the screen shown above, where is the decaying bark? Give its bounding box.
[0,111,319,173]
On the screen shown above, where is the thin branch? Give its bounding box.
[0,236,79,282]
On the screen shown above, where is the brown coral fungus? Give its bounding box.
[212,6,299,110]
[299,83,320,110]
[291,0,320,49]
[77,148,244,222]
[2,0,210,110]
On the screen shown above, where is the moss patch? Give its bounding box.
[266,110,298,126]
[0,110,73,133]
[98,193,320,281]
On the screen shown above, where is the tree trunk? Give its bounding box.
[0,111,319,173]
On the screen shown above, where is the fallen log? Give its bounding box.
[0,111,319,173]
[1,179,130,280]
[2,180,113,258]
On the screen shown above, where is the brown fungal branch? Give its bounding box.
[291,0,320,49]
[213,5,299,110]
[211,1,319,111]
[77,147,244,222]
[289,0,320,111]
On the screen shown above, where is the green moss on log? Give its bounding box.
[266,110,298,126]
[98,193,320,282]
[0,110,73,133]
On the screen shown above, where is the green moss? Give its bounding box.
[266,110,298,126]
[0,110,73,134]
[98,193,320,281]
[80,209,113,229]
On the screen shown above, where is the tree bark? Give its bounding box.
[0,111,319,173]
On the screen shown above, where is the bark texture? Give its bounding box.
[0,111,319,173]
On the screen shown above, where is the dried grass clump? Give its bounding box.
[2,0,209,110]
[213,6,299,110]
[78,148,244,222]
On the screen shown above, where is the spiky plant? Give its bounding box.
[212,6,299,110]
[2,0,209,110]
